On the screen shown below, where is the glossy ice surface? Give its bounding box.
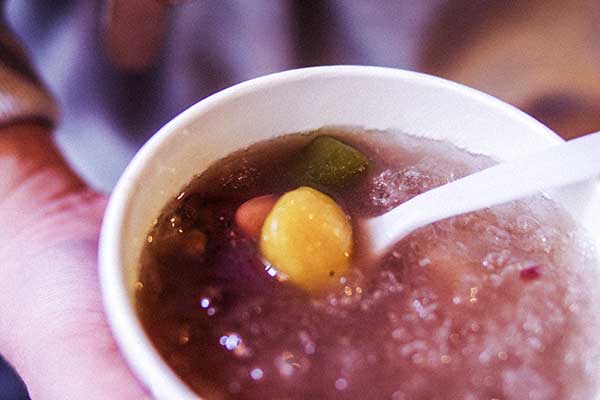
[136,128,600,399]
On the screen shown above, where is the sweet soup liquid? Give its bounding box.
[136,128,600,399]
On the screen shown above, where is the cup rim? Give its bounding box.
[99,65,565,399]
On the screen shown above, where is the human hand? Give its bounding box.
[0,124,147,399]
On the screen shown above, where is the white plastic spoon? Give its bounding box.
[361,131,600,257]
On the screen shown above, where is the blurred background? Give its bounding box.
[1,1,599,398]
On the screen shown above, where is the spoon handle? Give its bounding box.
[366,131,600,255]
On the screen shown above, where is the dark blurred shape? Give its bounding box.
[420,0,600,140]
[525,94,600,139]
[421,0,516,75]
[102,0,169,70]
[292,0,360,66]
[0,356,28,400]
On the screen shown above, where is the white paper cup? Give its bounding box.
[99,66,600,399]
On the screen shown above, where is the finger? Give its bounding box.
[102,0,175,70]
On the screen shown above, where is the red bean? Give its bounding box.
[235,194,278,240]
[520,265,543,281]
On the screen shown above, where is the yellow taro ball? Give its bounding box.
[260,186,352,291]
